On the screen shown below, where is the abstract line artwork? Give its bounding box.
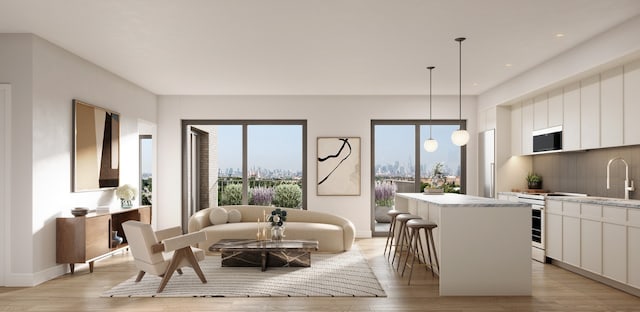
[317,137,361,196]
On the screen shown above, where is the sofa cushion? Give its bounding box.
[209,207,228,225]
[227,209,242,223]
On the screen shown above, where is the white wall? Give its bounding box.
[0,34,157,286]
[0,84,11,286]
[157,95,477,237]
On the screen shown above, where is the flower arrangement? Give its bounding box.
[268,208,287,227]
[116,184,137,200]
[375,181,396,207]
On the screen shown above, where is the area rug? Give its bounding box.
[102,247,386,297]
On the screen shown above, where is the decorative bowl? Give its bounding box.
[71,207,89,217]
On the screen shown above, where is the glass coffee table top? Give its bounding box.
[209,239,319,252]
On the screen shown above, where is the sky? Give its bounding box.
[203,123,461,177]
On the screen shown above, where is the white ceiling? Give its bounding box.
[1,0,640,96]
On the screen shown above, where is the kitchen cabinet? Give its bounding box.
[533,95,548,130]
[563,82,581,151]
[624,59,640,145]
[580,75,600,149]
[562,215,581,267]
[511,103,522,156]
[581,218,602,274]
[547,88,563,127]
[601,66,624,147]
[521,100,534,155]
[603,222,626,283]
[628,209,640,288]
[546,200,563,260]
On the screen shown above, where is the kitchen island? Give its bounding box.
[395,193,531,296]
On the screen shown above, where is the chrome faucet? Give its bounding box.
[607,157,635,200]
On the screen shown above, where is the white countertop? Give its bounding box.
[547,196,640,209]
[396,193,530,207]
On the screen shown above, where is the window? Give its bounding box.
[181,120,307,229]
[139,135,152,206]
[371,120,466,235]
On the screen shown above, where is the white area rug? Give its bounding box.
[102,248,386,297]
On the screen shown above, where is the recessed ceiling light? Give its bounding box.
[472,82,479,86]
[505,63,513,68]
[555,33,565,38]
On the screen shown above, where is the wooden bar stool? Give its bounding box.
[391,214,421,269]
[402,219,439,285]
[384,210,408,259]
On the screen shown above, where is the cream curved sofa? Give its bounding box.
[188,205,356,252]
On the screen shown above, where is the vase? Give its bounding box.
[120,198,132,208]
[271,225,285,241]
[111,230,123,248]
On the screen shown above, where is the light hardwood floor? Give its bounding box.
[2,238,640,311]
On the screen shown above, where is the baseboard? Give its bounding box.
[356,230,372,238]
[4,264,66,287]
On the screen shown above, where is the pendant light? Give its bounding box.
[423,66,438,152]
[451,37,470,146]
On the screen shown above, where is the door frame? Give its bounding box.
[1,84,11,286]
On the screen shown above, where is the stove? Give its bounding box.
[516,192,587,262]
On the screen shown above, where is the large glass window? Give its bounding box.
[139,135,153,206]
[372,120,466,235]
[182,120,307,228]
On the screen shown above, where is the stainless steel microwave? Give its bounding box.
[533,126,562,153]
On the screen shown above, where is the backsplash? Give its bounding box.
[532,145,640,200]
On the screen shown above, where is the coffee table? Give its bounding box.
[209,239,320,271]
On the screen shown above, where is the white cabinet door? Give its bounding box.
[624,59,640,145]
[522,100,534,155]
[546,212,563,260]
[563,215,581,267]
[563,82,581,151]
[547,88,563,127]
[580,75,600,149]
[533,95,548,130]
[628,225,640,288]
[601,66,624,148]
[511,103,522,156]
[603,222,627,283]
[581,219,602,274]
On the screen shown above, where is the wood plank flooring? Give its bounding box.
[2,238,640,311]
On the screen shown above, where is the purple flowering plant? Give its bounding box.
[250,186,274,206]
[375,181,396,207]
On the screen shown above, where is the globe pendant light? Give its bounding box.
[451,37,470,146]
[424,66,438,152]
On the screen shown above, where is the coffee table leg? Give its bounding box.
[261,251,267,271]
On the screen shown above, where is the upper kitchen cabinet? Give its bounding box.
[601,66,624,148]
[547,89,563,127]
[522,99,534,155]
[533,95,548,130]
[580,75,600,150]
[511,102,522,156]
[625,59,640,145]
[563,82,581,151]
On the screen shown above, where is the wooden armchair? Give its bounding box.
[122,220,208,293]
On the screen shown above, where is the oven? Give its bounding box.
[517,193,546,262]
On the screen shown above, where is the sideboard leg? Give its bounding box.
[89,261,94,273]
[69,263,75,274]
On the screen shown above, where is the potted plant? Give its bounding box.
[526,172,542,189]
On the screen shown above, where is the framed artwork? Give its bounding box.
[73,99,120,192]
[317,137,361,196]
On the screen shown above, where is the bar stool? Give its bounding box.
[402,219,439,285]
[383,210,408,258]
[391,214,422,269]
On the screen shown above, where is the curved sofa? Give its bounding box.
[188,205,356,252]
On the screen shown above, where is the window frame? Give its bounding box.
[181,120,308,230]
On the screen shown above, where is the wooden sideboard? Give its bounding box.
[56,206,151,273]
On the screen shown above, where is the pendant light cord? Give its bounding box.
[427,66,434,138]
[457,38,463,121]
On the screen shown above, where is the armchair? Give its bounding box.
[122,220,208,293]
